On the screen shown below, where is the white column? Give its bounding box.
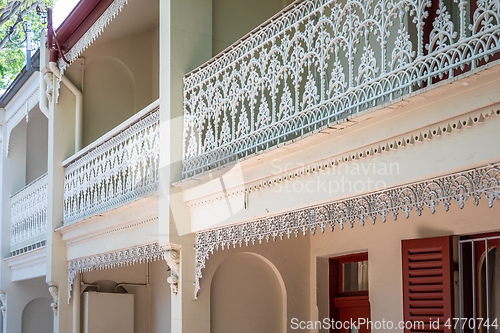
[159,0,212,332]
[72,273,80,333]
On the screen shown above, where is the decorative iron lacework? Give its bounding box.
[194,162,500,297]
[63,106,159,225]
[68,242,165,302]
[186,110,500,209]
[183,0,500,178]
[10,173,48,256]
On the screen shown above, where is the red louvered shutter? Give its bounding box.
[402,236,454,333]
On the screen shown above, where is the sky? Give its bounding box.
[53,0,81,28]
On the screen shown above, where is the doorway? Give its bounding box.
[329,253,370,333]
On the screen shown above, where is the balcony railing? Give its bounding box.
[182,0,500,178]
[10,173,48,256]
[63,100,160,225]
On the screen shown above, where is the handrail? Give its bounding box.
[182,0,500,178]
[63,100,160,225]
[11,172,48,199]
[10,173,48,255]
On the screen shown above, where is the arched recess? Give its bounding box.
[21,297,53,333]
[83,56,136,147]
[210,252,286,333]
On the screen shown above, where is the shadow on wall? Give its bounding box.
[210,252,286,333]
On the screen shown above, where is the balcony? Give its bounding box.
[182,0,500,178]
[10,173,48,256]
[63,100,160,225]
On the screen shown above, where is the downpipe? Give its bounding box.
[38,29,49,118]
[48,60,83,152]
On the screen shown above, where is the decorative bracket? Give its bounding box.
[43,72,54,103]
[0,291,6,317]
[68,241,165,303]
[163,246,181,295]
[48,285,58,316]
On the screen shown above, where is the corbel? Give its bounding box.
[163,245,181,294]
[0,291,6,317]
[48,285,58,316]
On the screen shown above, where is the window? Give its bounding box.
[401,236,454,333]
[459,232,500,333]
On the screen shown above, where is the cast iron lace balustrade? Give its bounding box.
[63,100,160,225]
[10,173,48,256]
[183,0,500,178]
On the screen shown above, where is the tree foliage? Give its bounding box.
[0,0,54,89]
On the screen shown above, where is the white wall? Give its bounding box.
[212,0,293,55]
[64,26,159,147]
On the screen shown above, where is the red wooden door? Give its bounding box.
[330,253,370,333]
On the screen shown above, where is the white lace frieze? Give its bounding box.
[67,242,166,302]
[63,107,159,224]
[182,0,500,177]
[194,162,500,297]
[10,173,48,256]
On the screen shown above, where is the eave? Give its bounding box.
[55,0,114,53]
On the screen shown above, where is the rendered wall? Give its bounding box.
[26,107,48,184]
[212,0,294,55]
[64,26,159,148]
[46,73,79,333]
[200,233,311,332]
[210,253,284,333]
[7,121,27,193]
[6,277,53,333]
[150,260,171,332]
